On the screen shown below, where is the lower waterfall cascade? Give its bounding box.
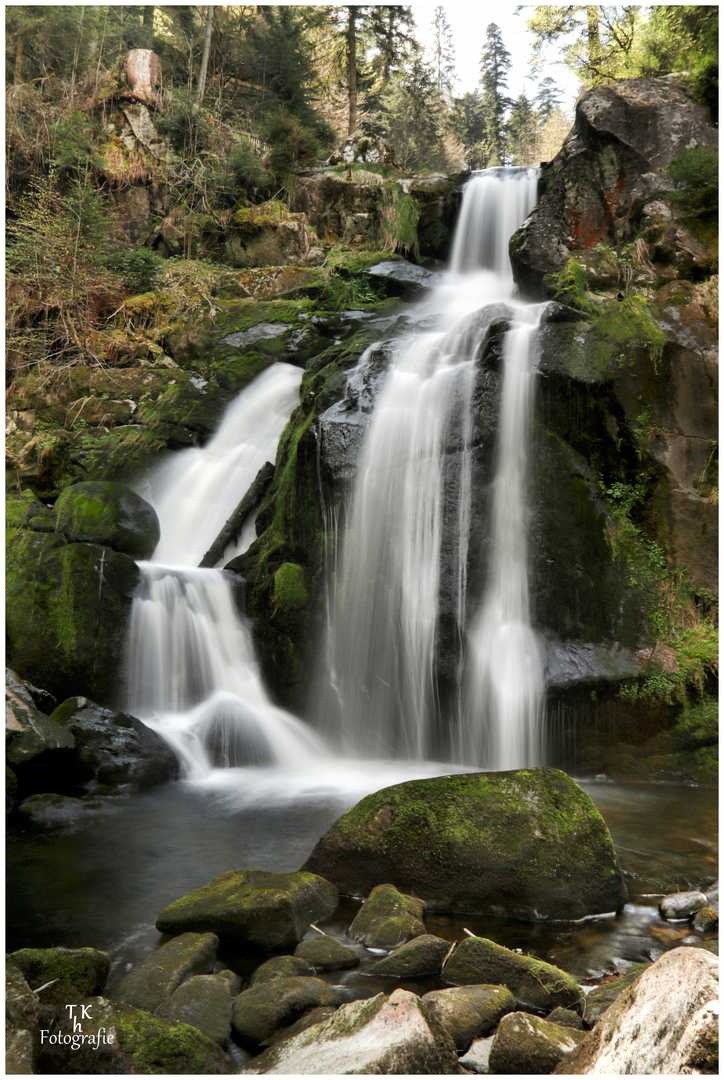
[124,167,547,783]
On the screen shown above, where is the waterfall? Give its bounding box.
[124,363,328,778]
[322,168,544,768]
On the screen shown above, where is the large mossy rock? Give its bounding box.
[556,947,719,1074]
[54,481,160,559]
[301,769,627,921]
[240,988,462,1074]
[347,883,426,949]
[367,934,452,979]
[421,985,517,1052]
[156,869,339,949]
[7,492,141,705]
[490,1011,588,1074]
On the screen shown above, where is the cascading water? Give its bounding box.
[322,167,545,768]
[124,363,327,778]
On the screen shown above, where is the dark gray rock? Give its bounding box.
[5,962,40,1075]
[50,697,179,792]
[164,973,235,1047]
[692,906,719,934]
[659,890,708,921]
[251,955,315,985]
[582,963,651,1027]
[6,670,76,769]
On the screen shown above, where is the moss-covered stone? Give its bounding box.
[489,1010,588,1073]
[367,934,452,979]
[116,933,219,1015]
[8,946,110,1005]
[155,869,339,949]
[55,480,160,559]
[442,938,583,1014]
[582,962,651,1026]
[250,955,314,985]
[347,883,426,949]
[164,973,235,1048]
[302,769,627,921]
[293,935,359,971]
[231,976,342,1050]
[422,985,518,1053]
[6,494,141,704]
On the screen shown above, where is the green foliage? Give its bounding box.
[262,108,321,188]
[542,259,598,314]
[223,142,274,201]
[593,296,665,370]
[154,90,214,155]
[107,249,166,296]
[667,148,719,216]
[378,186,420,259]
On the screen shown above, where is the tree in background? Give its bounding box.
[506,92,538,165]
[479,22,512,166]
[534,75,563,123]
[368,5,415,86]
[634,5,718,119]
[450,90,487,169]
[525,5,644,86]
[431,6,456,98]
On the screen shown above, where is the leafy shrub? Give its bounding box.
[106,249,166,295]
[262,108,320,186]
[667,148,718,216]
[222,142,274,201]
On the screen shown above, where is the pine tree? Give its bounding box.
[479,23,512,167]
[368,5,415,87]
[431,5,456,98]
[534,76,562,123]
[507,92,538,165]
[450,90,487,169]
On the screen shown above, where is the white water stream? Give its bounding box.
[324,167,545,767]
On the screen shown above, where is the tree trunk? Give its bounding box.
[13,32,24,86]
[586,6,601,65]
[347,6,358,136]
[196,5,214,105]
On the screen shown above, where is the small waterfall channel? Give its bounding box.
[125,363,327,778]
[322,167,546,768]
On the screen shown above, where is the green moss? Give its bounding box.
[378,185,421,258]
[113,1006,227,1074]
[591,296,666,370]
[542,259,598,315]
[8,946,110,1004]
[273,562,309,614]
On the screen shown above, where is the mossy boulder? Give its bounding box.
[489,1011,588,1073]
[293,935,359,971]
[164,973,235,1048]
[116,932,219,1015]
[8,946,110,1005]
[231,976,342,1050]
[442,937,583,1014]
[7,494,141,705]
[582,962,650,1026]
[421,985,518,1053]
[367,934,453,979]
[302,769,628,921]
[241,988,462,1074]
[55,481,160,559]
[250,955,314,985]
[347,883,426,949]
[155,869,339,950]
[36,995,232,1074]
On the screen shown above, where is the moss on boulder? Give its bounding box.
[54,481,160,559]
[302,769,627,921]
[443,938,583,1014]
[489,1010,588,1073]
[422,985,517,1053]
[231,976,342,1050]
[155,869,339,949]
[8,946,110,1005]
[347,883,426,949]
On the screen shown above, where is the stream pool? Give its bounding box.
[7,773,717,997]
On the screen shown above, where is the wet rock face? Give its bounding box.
[510,75,717,297]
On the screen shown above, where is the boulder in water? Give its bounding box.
[49,696,179,793]
[301,769,627,921]
[116,932,220,1014]
[293,935,359,971]
[155,869,339,949]
[250,955,315,985]
[367,934,452,979]
[347,883,426,949]
[442,937,583,1014]
[9,946,111,1006]
[54,481,160,560]
[239,988,461,1074]
[659,889,708,921]
[164,973,236,1048]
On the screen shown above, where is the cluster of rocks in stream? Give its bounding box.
[6,768,719,1074]
[6,872,718,1074]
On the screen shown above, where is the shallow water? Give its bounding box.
[6,774,717,995]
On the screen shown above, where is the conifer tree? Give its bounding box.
[479,22,512,166]
[431,5,456,98]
